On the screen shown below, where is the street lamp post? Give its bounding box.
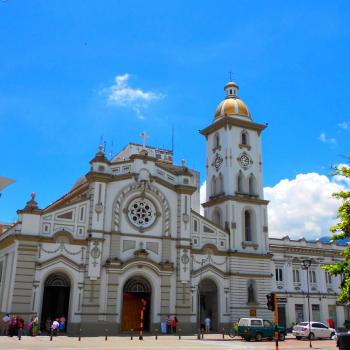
[197,259,204,340]
[302,259,312,348]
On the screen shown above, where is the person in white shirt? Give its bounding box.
[204,317,211,333]
[51,319,60,335]
[2,314,10,336]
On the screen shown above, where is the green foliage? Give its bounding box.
[323,158,350,304]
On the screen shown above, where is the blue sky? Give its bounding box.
[1,1,349,237]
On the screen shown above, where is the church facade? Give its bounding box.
[0,81,348,334]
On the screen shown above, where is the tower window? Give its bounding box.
[244,210,252,241]
[249,174,255,194]
[212,176,217,196]
[212,208,222,227]
[214,133,220,148]
[241,131,248,145]
[230,89,232,95]
[218,173,224,194]
[237,171,244,193]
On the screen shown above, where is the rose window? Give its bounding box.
[127,198,156,229]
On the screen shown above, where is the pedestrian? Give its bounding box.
[166,315,172,334]
[9,315,17,337]
[204,316,211,333]
[51,318,60,336]
[45,317,52,335]
[233,321,238,336]
[31,314,38,336]
[17,315,24,339]
[172,316,178,334]
[59,315,66,333]
[2,313,10,336]
[27,318,32,336]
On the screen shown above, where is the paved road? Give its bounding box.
[0,334,338,350]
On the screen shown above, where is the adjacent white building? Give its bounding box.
[0,81,348,334]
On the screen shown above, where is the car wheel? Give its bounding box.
[279,333,285,341]
[296,336,302,340]
[309,332,315,340]
[244,337,251,342]
[255,333,262,342]
[330,332,335,340]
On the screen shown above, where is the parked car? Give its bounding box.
[292,321,336,340]
[238,317,286,341]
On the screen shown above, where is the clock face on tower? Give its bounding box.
[213,153,223,171]
[238,152,252,169]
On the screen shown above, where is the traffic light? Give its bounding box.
[266,292,275,311]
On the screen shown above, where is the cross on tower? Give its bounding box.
[228,71,233,81]
[139,131,149,148]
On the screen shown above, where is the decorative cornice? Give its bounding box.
[190,210,229,234]
[202,194,269,207]
[200,116,267,136]
[43,182,89,213]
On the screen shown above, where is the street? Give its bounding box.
[0,334,338,350]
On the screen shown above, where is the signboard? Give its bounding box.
[250,309,256,317]
[277,297,287,303]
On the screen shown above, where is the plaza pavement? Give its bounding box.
[0,334,338,350]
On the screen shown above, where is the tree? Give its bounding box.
[323,160,350,304]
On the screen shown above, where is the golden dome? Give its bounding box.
[214,81,251,120]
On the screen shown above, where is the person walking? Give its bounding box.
[45,317,52,335]
[51,318,60,336]
[166,315,172,334]
[17,315,24,340]
[59,315,66,333]
[9,315,17,337]
[172,316,178,334]
[31,314,38,336]
[204,316,211,333]
[2,314,10,336]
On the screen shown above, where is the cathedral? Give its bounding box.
[0,81,347,334]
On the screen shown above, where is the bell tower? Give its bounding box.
[200,80,269,253]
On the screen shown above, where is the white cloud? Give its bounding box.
[104,73,164,119]
[265,172,349,239]
[319,132,336,145]
[199,181,206,215]
[338,121,350,130]
[199,171,349,240]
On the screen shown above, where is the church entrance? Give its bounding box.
[199,279,218,332]
[41,272,70,332]
[121,277,151,332]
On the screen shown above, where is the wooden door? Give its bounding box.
[121,293,142,331]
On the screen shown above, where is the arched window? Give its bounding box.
[214,133,220,148]
[237,171,244,193]
[241,131,249,145]
[244,210,252,241]
[249,174,255,194]
[218,173,224,194]
[247,281,256,303]
[212,176,217,196]
[212,208,222,227]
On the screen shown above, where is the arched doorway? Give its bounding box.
[41,272,70,331]
[121,276,151,332]
[199,279,218,332]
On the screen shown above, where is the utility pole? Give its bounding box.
[267,291,279,350]
[273,291,279,350]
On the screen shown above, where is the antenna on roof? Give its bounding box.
[228,70,233,81]
[109,141,114,159]
[171,126,175,154]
